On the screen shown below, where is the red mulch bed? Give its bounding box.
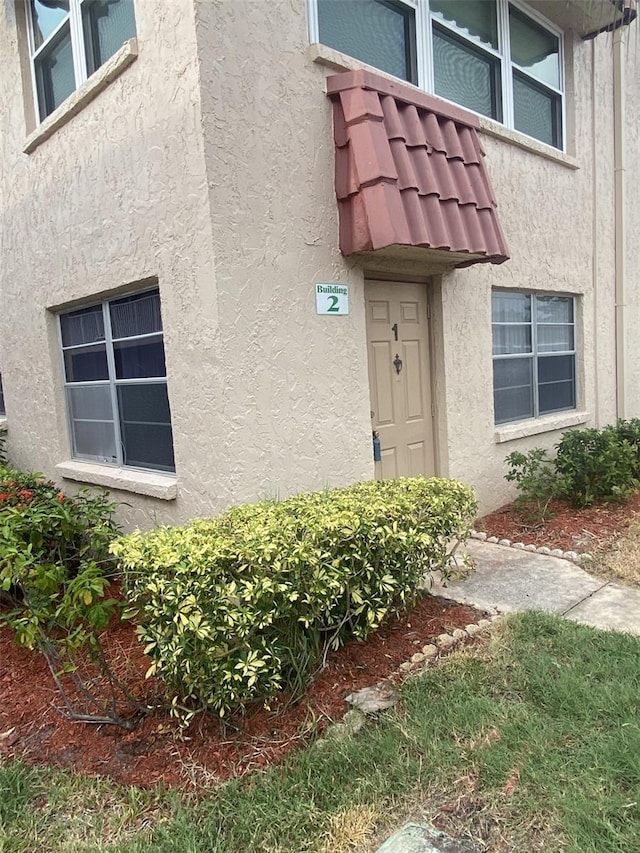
[0,594,483,789]
[476,491,640,553]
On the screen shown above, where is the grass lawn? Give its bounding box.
[2,612,639,853]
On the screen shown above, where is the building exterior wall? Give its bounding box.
[0,0,220,529]
[0,1,637,528]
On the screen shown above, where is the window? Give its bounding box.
[59,289,175,473]
[0,374,5,417]
[492,291,576,424]
[27,0,136,122]
[313,0,564,149]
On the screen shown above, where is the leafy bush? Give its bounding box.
[0,468,139,727]
[504,448,564,524]
[113,477,476,722]
[555,426,638,507]
[615,418,640,465]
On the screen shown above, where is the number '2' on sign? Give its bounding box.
[316,283,349,315]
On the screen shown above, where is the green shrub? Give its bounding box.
[555,426,638,507]
[113,477,476,722]
[504,448,564,524]
[0,469,139,727]
[615,418,640,467]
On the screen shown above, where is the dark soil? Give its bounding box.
[476,492,640,553]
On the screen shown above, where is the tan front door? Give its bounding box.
[365,280,435,479]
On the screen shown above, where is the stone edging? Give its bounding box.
[470,529,593,566]
[334,613,501,731]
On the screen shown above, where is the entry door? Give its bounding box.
[365,281,435,479]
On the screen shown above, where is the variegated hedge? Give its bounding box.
[111,477,476,722]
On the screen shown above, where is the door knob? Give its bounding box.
[393,354,403,375]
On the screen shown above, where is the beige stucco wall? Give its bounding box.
[0,0,220,529]
[0,0,635,527]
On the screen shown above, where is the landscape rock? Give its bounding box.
[376,822,480,852]
[436,633,456,649]
[477,619,491,630]
[411,652,426,665]
[465,623,481,636]
[524,544,537,551]
[550,548,564,557]
[345,683,399,714]
[512,542,525,549]
[421,644,438,658]
[499,539,511,547]
[473,531,487,541]
[487,536,499,544]
[451,628,467,641]
[537,546,551,555]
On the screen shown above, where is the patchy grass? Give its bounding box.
[2,613,640,853]
[593,521,640,587]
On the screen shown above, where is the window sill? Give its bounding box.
[24,38,138,155]
[478,118,579,170]
[309,42,578,171]
[494,411,589,444]
[56,460,177,500]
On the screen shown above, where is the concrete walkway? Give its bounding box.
[430,539,640,635]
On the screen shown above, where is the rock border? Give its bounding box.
[338,612,502,725]
[469,529,593,566]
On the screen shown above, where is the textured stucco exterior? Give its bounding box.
[0,1,638,527]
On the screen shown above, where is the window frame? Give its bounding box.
[57,287,175,475]
[25,0,136,124]
[309,0,565,151]
[0,373,5,418]
[492,290,577,425]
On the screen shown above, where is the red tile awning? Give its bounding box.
[327,70,509,267]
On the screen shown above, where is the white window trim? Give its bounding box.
[492,290,577,426]
[26,0,136,125]
[308,0,565,152]
[57,287,175,476]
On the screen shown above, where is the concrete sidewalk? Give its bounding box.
[430,538,640,635]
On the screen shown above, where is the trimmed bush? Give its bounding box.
[555,426,638,507]
[113,477,476,721]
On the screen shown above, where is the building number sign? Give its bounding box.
[315,283,349,315]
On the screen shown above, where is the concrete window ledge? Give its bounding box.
[495,411,589,444]
[56,460,177,500]
[24,39,138,155]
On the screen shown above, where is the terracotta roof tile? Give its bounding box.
[326,70,509,266]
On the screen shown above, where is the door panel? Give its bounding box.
[407,441,426,477]
[402,339,424,421]
[380,447,398,479]
[366,281,435,479]
[371,341,395,425]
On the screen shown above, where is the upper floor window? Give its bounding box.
[492,290,576,424]
[59,288,175,473]
[313,0,563,149]
[27,0,136,122]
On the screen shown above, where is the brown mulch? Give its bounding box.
[476,491,640,553]
[0,594,484,789]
